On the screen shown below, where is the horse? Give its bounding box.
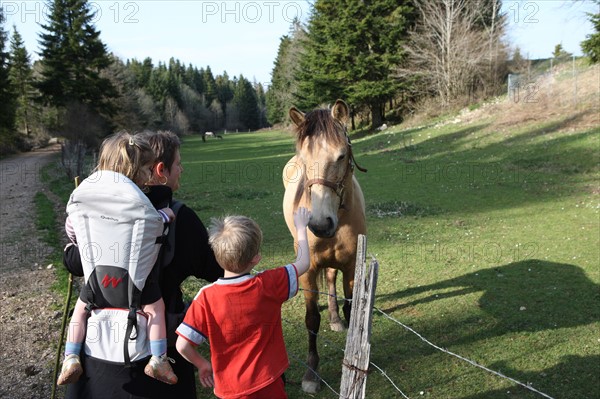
[282,99,367,393]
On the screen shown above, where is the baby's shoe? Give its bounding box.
[144,354,178,385]
[57,354,83,385]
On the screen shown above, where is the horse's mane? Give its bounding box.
[292,108,348,209]
[294,109,346,151]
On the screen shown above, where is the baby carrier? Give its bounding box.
[66,170,165,364]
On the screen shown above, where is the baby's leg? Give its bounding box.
[142,298,177,384]
[142,297,166,342]
[67,298,88,345]
[57,298,87,385]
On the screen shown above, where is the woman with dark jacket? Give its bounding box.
[63,130,224,399]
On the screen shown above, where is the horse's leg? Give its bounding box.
[301,270,321,394]
[327,268,345,331]
[342,265,355,323]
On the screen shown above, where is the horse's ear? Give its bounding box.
[289,106,305,127]
[331,99,349,124]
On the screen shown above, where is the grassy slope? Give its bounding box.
[178,121,597,398]
[179,66,598,398]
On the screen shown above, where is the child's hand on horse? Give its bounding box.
[293,207,311,229]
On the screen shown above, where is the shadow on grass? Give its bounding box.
[377,259,600,398]
[380,260,599,334]
[459,355,600,399]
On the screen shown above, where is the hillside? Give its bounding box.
[402,60,599,136]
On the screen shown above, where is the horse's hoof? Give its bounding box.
[330,321,346,332]
[302,379,320,394]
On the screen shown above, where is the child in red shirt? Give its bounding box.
[176,208,311,399]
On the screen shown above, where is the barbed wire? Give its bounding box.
[289,285,557,399]
[283,308,410,398]
[287,350,341,397]
[373,306,556,399]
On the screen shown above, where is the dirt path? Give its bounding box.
[0,145,65,399]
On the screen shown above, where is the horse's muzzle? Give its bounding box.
[308,216,336,238]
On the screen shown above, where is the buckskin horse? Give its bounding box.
[282,99,367,393]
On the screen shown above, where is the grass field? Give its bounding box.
[170,105,598,398]
[42,65,599,398]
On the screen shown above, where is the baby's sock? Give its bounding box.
[150,338,167,357]
[65,342,82,358]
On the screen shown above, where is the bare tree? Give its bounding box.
[400,0,506,106]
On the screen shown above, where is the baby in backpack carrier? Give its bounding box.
[58,132,178,386]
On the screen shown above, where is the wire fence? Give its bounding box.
[284,287,557,399]
[507,55,593,107]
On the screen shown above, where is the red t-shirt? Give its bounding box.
[176,264,298,399]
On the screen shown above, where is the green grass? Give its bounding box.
[174,119,598,398]
[43,116,599,398]
[38,160,79,297]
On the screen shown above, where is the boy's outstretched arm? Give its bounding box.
[176,336,214,388]
[293,207,311,276]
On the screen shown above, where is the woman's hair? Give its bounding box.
[208,215,263,273]
[95,131,155,186]
[138,130,181,172]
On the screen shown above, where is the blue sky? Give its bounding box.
[1,0,597,85]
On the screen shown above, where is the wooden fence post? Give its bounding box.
[339,234,379,399]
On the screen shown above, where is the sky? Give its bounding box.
[1,0,598,86]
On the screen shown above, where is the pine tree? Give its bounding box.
[203,66,217,106]
[36,0,116,115]
[128,57,154,88]
[254,81,268,127]
[0,7,17,150]
[232,75,260,130]
[216,72,234,127]
[8,27,34,135]
[581,0,600,63]
[267,20,306,124]
[296,0,414,128]
[552,43,572,59]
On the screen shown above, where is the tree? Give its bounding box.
[128,57,154,88]
[296,0,414,129]
[510,46,529,74]
[8,27,35,135]
[103,56,152,132]
[203,66,217,106]
[215,72,234,127]
[0,7,17,152]
[552,43,572,59]
[254,81,268,127]
[267,20,306,124]
[401,0,506,106]
[36,0,116,116]
[581,1,600,63]
[231,75,260,130]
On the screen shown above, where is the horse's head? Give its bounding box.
[289,100,354,238]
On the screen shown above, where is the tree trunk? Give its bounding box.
[370,102,382,129]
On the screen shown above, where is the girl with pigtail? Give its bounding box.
[58,132,178,386]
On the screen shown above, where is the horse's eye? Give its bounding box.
[337,153,346,162]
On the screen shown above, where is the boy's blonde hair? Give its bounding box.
[209,216,263,273]
[95,131,155,187]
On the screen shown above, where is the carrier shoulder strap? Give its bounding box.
[159,200,184,270]
[124,283,142,366]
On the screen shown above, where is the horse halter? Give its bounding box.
[304,132,367,209]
